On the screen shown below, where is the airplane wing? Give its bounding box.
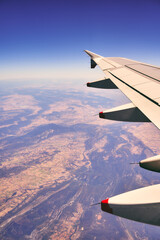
[85,50,160,226]
[85,50,160,130]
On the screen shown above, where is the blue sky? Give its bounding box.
[0,0,160,80]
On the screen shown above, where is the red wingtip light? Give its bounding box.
[87,82,91,87]
[99,111,104,118]
[101,198,112,213]
[101,198,109,204]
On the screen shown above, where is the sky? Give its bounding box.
[0,0,160,81]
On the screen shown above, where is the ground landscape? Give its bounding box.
[0,80,160,239]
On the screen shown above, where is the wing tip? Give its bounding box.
[84,50,101,59]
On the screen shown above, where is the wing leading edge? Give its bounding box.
[85,50,160,226]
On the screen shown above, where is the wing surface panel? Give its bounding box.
[126,64,160,81]
[98,59,114,70]
[105,70,160,129]
[105,57,140,66]
[110,68,151,85]
[109,68,160,104]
